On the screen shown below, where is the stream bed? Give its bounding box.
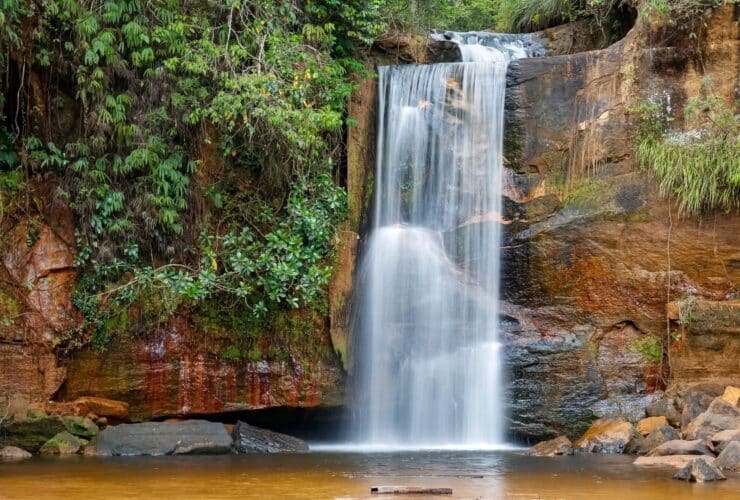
[0,451,737,499]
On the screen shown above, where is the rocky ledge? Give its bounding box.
[525,384,740,482]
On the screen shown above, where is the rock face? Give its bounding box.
[526,436,574,457]
[231,421,309,453]
[57,313,345,420]
[673,457,726,482]
[714,441,740,471]
[574,419,641,454]
[90,421,232,456]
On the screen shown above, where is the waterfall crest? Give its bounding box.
[353,33,540,449]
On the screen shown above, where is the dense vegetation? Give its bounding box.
[0,0,380,350]
[0,0,736,352]
[636,78,740,216]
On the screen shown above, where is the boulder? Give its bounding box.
[673,457,726,482]
[710,429,740,454]
[526,436,574,457]
[90,420,232,456]
[0,412,66,452]
[635,455,715,469]
[684,397,740,440]
[62,416,99,439]
[720,386,740,406]
[714,441,740,471]
[635,416,668,436]
[680,384,724,432]
[0,446,32,460]
[232,421,309,453]
[648,439,713,457]
[574,419,641,454]
[39,431,86,455]
[646,396,681,427]
[72,397,129,422]
[638,425,680,455]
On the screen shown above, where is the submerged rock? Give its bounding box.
[684,397,740,440]
[231,421,309,453]
[574,419,641,454]
[635,416,669,436]
[39,431,86,455]
[526,436,574,457]
[0,446,32,460]
[635,455,715,469]
[648,439,713,457]
[714,441,740,471]
[673,457,726,482]
[90,420,232,456]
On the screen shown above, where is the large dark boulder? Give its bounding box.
[0,411,66,452]
[231,421,308,453]
[714,441,740,471]
[90,420,232,456]
[638,425,680,455]
[679,383,724,433]
[684,397,740,440]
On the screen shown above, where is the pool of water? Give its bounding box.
[0,451,737,499]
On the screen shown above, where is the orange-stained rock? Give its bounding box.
[636,416,670,436]
[721,386,740,407]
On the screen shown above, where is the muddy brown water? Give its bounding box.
[0,451,737,499]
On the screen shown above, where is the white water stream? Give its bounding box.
[353,33,541,448]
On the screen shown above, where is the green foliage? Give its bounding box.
[641,0,732,24]
[629,336,662,364]
[635,78,740,216]
[0,1,365,350]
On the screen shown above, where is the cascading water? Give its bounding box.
[352,33,542,449]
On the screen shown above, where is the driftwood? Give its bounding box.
[371,486,453,495]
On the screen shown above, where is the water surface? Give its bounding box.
[1,451,737,499]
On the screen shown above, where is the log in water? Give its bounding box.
[371,486,453,495]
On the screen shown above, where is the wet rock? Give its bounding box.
[526,436,574,457]
[232,421,308,453]
[648,439,713,457]
[62,416,99,439]
[0,412,66,452]
[714,441,740,471]
[646,396,681,427]
[710,429,739,454]
[574,419,641,454]
[673,457,726,482]
[720,386,740,406]
[636,416,668,436]
[91,420,232,456]
[634,455,715,469]
[0,446,32,460]
[39,431,86,455]
[684,397,740,440]
[638,425,680,455]
[680,383,724,433]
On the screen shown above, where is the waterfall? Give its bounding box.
[352,33,541,449]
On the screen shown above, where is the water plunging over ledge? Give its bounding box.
[351,33,542,449]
